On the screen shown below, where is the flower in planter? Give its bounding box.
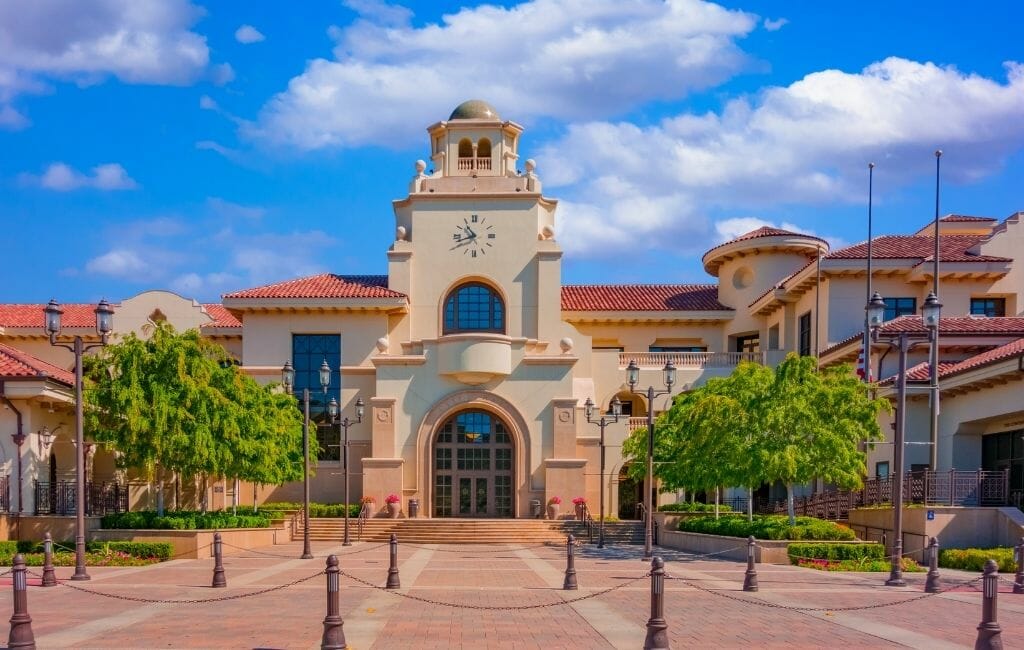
[547,496,562,506]
[361,496,376,504]
[385,494,401,505]
[572,497,586,506]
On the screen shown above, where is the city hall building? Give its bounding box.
[3,100,1024,518]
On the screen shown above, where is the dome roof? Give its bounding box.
[449,99,500,121]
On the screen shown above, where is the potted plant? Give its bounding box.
[360,495,376,517]
[547,496,562,520]
[385,493,401,518]
[572,496,587,521]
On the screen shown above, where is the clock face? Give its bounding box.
[450,214,496,258]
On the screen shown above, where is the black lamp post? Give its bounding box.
[626,358,677,559]
[43,298,113,581]
[327,395,364,546]
[281,358,331,560]
[867,290,941,586]
[584,396,622,549]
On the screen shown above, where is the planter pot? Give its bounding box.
[387,502,401,518]
[574,504,585,521]
[547,504,560,520]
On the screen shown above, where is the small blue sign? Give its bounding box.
[927,510,935,521]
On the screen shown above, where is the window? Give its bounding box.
[648,346,707,352]
[875,461,889,479]
[443,283,504,334]
[735,335,759,354]
[767,325,780,351]
[971,297,1006,317]
[883,297,916,321]
[292,334,342,460]
[798,312,812,356]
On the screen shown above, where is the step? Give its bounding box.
[293,518,643,544]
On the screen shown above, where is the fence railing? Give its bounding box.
[619,351,765,369]
[711,470,1011,521]
[33,480,129,516]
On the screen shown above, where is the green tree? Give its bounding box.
[83,324,304,512]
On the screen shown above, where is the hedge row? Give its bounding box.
[787,543,884,562]
[101,510,272,530]
[658,502,733,513]
[939,547,1016,573]
[259,502,362,518]
[0,540,172,560]
[677,515,855,541]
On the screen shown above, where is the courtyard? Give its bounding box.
[2,538,1020,649]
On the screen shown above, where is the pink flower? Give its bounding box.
[572,497,586,506]
[547,496,562,506]
[385,493,401,504]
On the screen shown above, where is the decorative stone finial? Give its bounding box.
[376,337,389,353]
[559,337,574,353]
[525,159,536,173]
[541,224,555,240]
[415,159,426,173]
[396,226,407,241]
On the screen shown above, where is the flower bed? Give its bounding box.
[794,557,923,572]
[939,547,1016,573]
[101,510,271,530]
[0,540,172,566]
[677,514,855,541]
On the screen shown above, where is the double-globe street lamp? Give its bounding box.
[326,395,363,546]
[867,290,941,587]
[626,358,677,560]
[583,396,622,549]
[43,298,114,581]
[281,358,331,559]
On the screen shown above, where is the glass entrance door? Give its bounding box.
[434,410,513,518]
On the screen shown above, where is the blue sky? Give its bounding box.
[2,0,1023,303]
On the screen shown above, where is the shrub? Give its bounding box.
[939,547,1016,573]
[658,502,733,513]
[788,543,884,562]
[101,510,272,530]
[677,515,855,541]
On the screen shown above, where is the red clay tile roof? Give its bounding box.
[223,274,405,300]
[704,227,827,259]
[201,304,241,329]
[827,235,1009,262]
[0,343,74,385]
[890,339,1024,384]
[0,304,112,329]
[561,284,730,311]
[878,316,1024,336]
[939,214,996,223]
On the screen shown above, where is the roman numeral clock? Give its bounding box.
[450,214,496,258]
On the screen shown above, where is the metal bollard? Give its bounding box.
[924,537,941,594]
[8,554,35,650]
[563,534,578,590]
[643,556,670,649]
[321,555,346,650]
[742,535,758,592]
[41,533,57,588]
[975,559,1002,650]
[386,533,401,589]
[1014,537,1024,596]
[211,531,226,588]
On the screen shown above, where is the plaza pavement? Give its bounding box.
[1,538,1021,649]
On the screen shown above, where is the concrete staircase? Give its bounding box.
[293,517,644,545]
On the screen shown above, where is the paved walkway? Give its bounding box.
[1,539,1022,649]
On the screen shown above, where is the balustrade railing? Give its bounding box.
[456,157,492,171]
[619,351,765,369]
[33,480,129,516]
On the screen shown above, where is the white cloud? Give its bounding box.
[199,94,218,110]
[0,0,221,123]
[206,197,266,220]
[23,162,138,191]
[763,17,788,31]
[249,0,758,149]
[538,58,1024,256]
[234,24,265,44]
[86,249,148,276]
[209,62,235,86]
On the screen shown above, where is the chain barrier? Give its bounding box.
[0,568,12,577]
[25,568,325,604]
[998,576,1023,589]
[338,568,650,610]
[664,572,984,612]
[221,541,389,558]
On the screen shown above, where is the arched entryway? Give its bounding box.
[433,410,514,517]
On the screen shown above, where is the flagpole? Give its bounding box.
[929,150,942,470]
[863,162,875,382]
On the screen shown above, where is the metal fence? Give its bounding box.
[0,475,9,512]
[703,469,1011,521]
[33,480,129,516]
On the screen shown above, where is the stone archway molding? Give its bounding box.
[416,389,532,518]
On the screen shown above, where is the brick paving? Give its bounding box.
[0,539,1021,649]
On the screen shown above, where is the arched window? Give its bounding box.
[477,138,491,158]
[457,138,473,158]
[443,283,504,334]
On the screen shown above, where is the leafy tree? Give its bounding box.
[623,354,886,525]
[83,324,304,512]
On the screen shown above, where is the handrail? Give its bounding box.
[357,503,371,541]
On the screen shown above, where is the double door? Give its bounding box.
[433,411,514,518]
